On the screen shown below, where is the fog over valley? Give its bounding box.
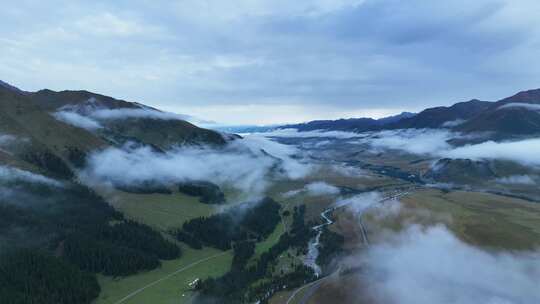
[2,1,540,304]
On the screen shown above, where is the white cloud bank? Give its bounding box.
[363,129,455,155]
[360,225,540,304]
[283,181,340,198]
[263,128,458,155]
[495,175,536,185]
[441,119,466,128]
[335,191,383,211]
[0,134,17,146]
[264,127,540,167]
[0,165,62,187]
[442,139,540,166]
[305,182,340,195]
[88,107,193,122]
[262,128,366,139]
[53,111,104,130]
[52,98,214,131]
[329,164,369,178]
[339,128,540,167]
[82,134,312,199]
[498,103,540,112]
[334,191,402,219]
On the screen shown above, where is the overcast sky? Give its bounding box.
[2,0,540,124]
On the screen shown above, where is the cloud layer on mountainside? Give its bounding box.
[495,175,536,185]
[498,102,540,111]
[360,129,540,167]
[283,181,340,198]
[271,127,540,167]
[0,134,17,146]
[53,111,104,130]
[442,138,540,166]
[53,103,211,130]
[263,128,367,139]
[82,134,312,199]
[0,165,63,187]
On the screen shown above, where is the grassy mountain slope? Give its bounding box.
[101,118,226,149]
[387,99,491,129]
[31,89,141,111]
[281,99,492,132]
[0,86,106,177]
[458,89,540,137]
[279,88,540,141]
[31,89,226,149]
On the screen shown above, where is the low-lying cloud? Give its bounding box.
[0,165,63,187]
[262,128,365,139]
[495,175,536,185]
[332,192,402,224]
[359,225,540,304]
[329,164,369,178]
[356,129,456,155]
[335,192,383,211]
[53,111,104,130]
[235,134,313,179]
[264,127,540,167]
[441,119,466,128]
[283,181,340,198]
[0,134,16,146]
[498,102,540,112]
[442,139,540,166]
[339,128,540,167]
[88,107,193,121]
[82,134,312,199]
[52,98,213,131]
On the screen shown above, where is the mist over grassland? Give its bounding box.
[269,127,540,168]
[359,225,540,304]
[3,99,540,304]
[325,192,540,304]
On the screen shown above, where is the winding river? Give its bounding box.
[302,189,411,277]
[303,207,335,277]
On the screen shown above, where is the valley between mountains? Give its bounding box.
[1,80,540,304]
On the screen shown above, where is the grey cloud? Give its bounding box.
[2,1,540,124]
[498,103,540,111]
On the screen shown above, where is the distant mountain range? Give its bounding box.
[281,88,540,139]
[280,112,416,132]
[457,89,540,138]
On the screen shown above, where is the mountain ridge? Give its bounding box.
[280,112,416,132]
[280,88,540,139]
[0,80,227,177]
[458,88,540,137]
